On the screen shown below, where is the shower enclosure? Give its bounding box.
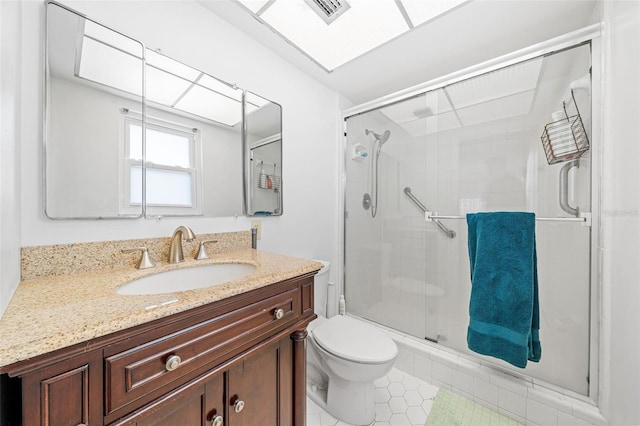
[344,42,593,395]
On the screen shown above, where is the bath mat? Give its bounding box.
[425,389,523,425]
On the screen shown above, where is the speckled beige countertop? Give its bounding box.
[0,249,322,369]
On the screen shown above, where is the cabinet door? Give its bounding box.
[227,337,292,426]
[112,372,225,426]
[21,349,103,426]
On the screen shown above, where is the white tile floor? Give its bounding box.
[306,368,440,426]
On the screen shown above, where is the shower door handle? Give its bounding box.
[559,160,579,217]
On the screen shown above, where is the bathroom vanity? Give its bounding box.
[0,244,320,426]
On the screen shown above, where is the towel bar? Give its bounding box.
[424,212,592,227]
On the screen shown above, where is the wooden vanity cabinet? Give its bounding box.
[20,348,103,426]
[1,272,316,426]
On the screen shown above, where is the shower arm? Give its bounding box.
[403,187,456,239]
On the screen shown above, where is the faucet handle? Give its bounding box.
[122,247,156,269]
[195,239,219,260]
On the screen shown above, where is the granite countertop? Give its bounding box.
[0,249,322,369]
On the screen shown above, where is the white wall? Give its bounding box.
[0,1,23,317]
[601,1,640,424]
[19,1,340,268]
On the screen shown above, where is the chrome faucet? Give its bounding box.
[168,225,196,264]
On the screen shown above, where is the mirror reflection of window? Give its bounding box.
[123,116,199,214]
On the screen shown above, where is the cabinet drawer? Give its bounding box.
[105,287,299,416]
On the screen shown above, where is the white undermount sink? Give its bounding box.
[116,263,257,295]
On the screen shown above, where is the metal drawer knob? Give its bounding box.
[274,308,284,320]
[165,355,182,371]
[234,399,245,413]
[210,414,223,426]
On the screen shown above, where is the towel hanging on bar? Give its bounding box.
[466,212,541,368]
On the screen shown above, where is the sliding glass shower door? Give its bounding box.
[344,43,592,395]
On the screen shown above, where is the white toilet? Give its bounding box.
[307,261,398,425]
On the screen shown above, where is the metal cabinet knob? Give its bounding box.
[210,414,223,426]
[165,355,182,371]
[274,308,284,320]
[233,399,245,413]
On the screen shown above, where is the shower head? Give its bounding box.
[365,129,391,146]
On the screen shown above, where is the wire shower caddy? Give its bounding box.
[258,161,280,190]
[540,90,590,164]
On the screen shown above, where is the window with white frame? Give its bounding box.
[122,116,201,215]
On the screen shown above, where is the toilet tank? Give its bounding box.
[313,260,330,317]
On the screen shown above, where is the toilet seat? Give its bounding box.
[312,315,397,364]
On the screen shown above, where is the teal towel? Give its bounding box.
[466,212,541,368]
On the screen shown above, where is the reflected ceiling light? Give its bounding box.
[145,66,193,106]
[445,57,543,109]
[146,50,201,81]
[83,20,142,57]
[198,74,242,101]
[77,36,143,96]
[234,0,469,72]
[399,111,461,137]
[77,23,242,126]
[175,84,243,126]
[455,90,535,126]
[378,90,453,124]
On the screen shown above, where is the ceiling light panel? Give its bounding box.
[260,0,409,71]
[399,0,468,27]
[446,57,543,109]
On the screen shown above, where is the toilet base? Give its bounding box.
[307,369,376,426]
[326,374,376,425]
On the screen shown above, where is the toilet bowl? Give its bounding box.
[307,261,398,425]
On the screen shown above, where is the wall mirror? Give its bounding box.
[45,2,145,218]
[244,91,283,216]
[45,1,250,219]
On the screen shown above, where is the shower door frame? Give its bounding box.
[338,23,603,406]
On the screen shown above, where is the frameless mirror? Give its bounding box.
[45,1,244,219]
[244,92,283,216]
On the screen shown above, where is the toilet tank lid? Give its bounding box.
[313,315,397,364]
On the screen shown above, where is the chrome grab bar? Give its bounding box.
[403,187,456,239]
[559,160,579,217]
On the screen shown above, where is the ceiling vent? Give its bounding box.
[303,0,351,25]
